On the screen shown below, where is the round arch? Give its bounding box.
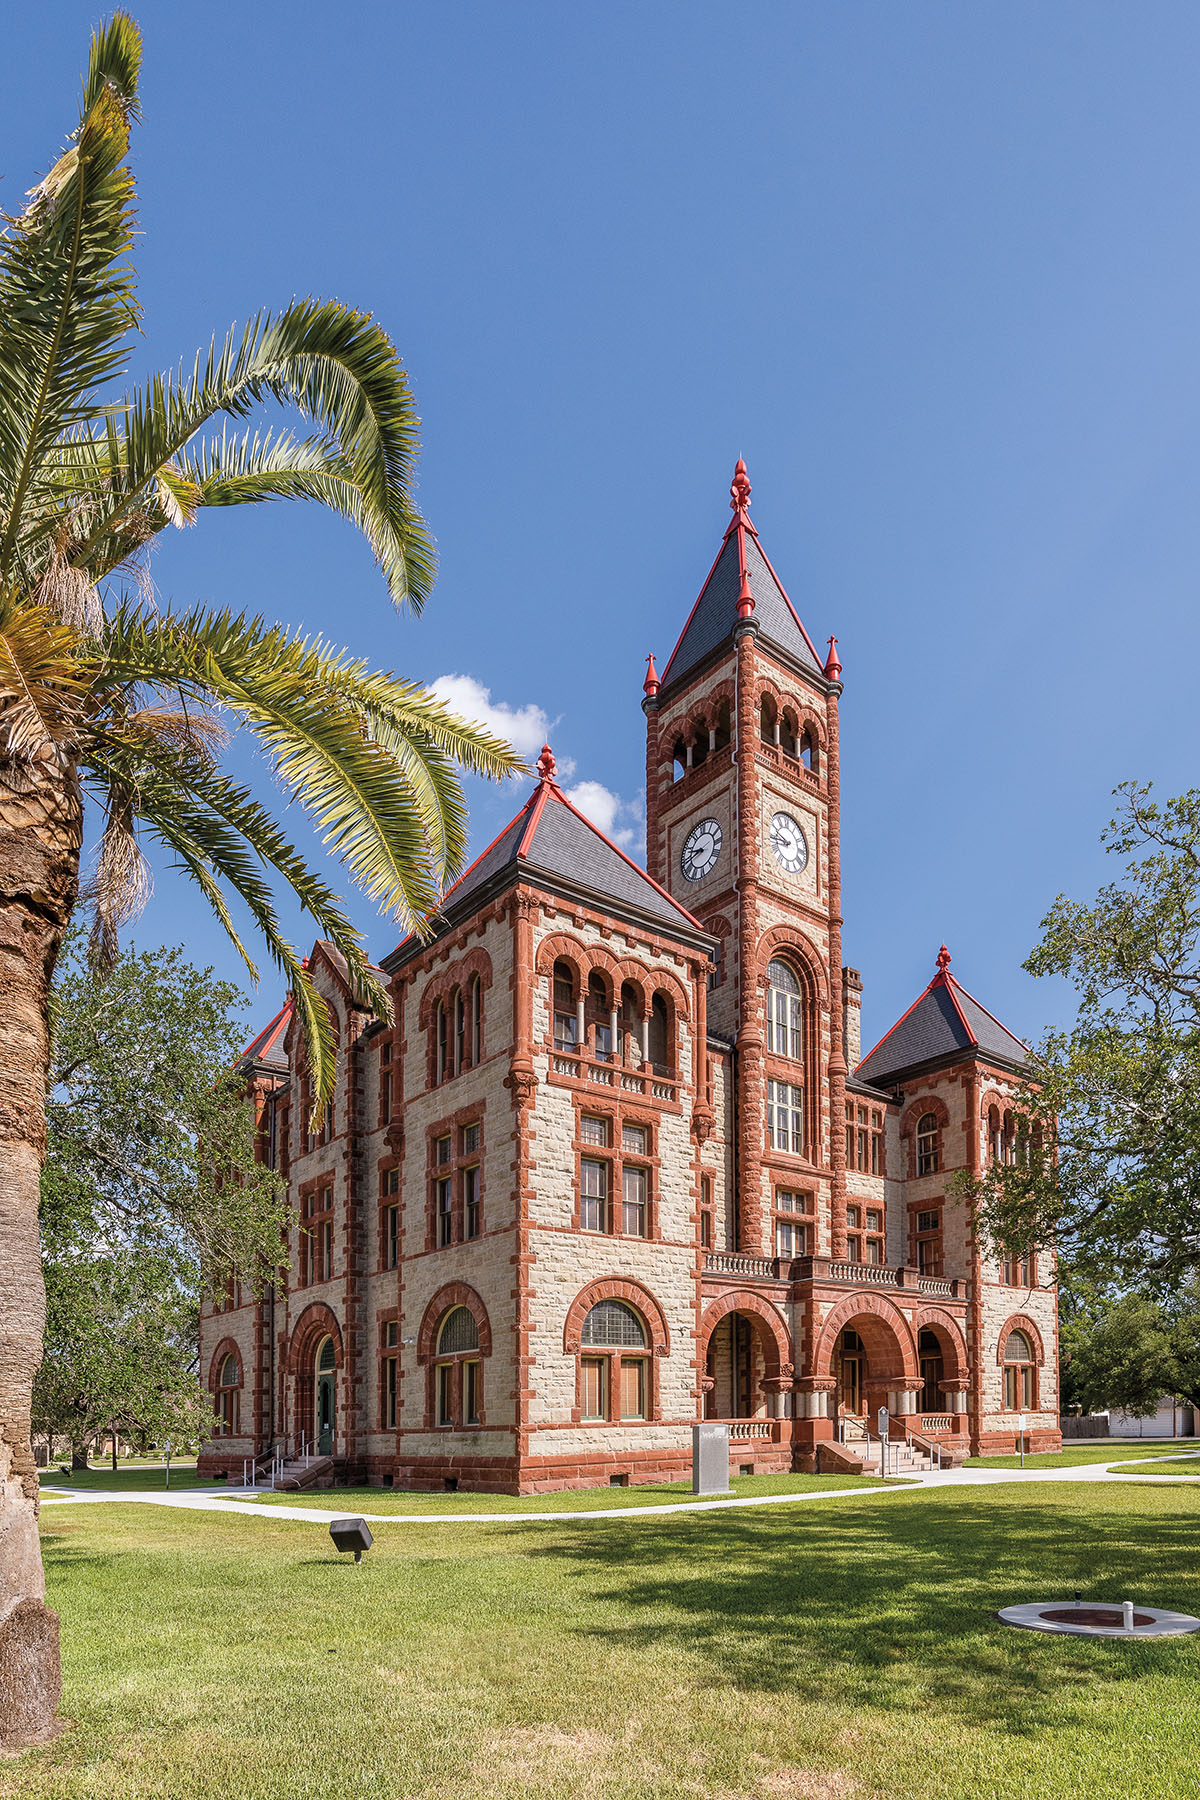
[698,1290,792,1378]
[206,1337,243,1396]
[564,1278,670,1356]
[913,1307,969,1381]
[753,926,829,1010]
[417,947,494,1029]
[417,1282,493,1362]
[996,1313,1046,1366]
[811,1292,919,1385]
[285,1302,344,1376]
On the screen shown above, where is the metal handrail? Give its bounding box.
[905,1428,945,1471]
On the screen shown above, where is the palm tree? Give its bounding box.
[0,15,520,1744]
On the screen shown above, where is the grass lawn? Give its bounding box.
[14,1481,1200,1800]
[232,1469,884,1515]
[964,1438,1186,1470]
[1112,1455,1200,1476]
[39,1463,208,1493]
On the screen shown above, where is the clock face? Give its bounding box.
[769,811,809,875]
[681,818,723,882]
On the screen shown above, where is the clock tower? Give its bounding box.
[643,462,849,1259]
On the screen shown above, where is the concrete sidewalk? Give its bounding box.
[37,1451,1200,1527]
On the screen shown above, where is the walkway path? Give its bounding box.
[37,1453,1200,1528]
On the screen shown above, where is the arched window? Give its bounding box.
[317,1335,336,1373]
[435,999,447,1085]
[647,992,670,1073]
[215,1352,240,1436]
[434,1306,482,1428]
[766,959,804,1062]
[1003,1329,1036,1410]
[620,982,642,1065]
[691,718,709,769]
[471,974,482,1065]
[779,710,798,759]
[988,1106,1002,1165]
[579,1300,649,1422]
[588,970,613,1062]
[760,694,777,747]
[454,987,466,1074]
[553,960,578,1052]
[714,699,732,750]
[671,737,687,782]
[916,1112,940,1176]
[582,1300,647,1347]
[799,727,818,774]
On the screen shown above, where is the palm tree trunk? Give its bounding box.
[0,748,81,1748]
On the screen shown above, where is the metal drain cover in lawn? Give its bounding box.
[998,1600,1200,1639]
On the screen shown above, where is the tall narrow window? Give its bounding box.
[471,975,482,1065]
[766,960,804,1062]
[590,972,612,1061]
[620,1357,647,1419]
[215,1354,240,1435]
[553,961,577,1051]
[916,1113,940,1176]
[581,1357,607,1419]
[1003,1330,1036,1410]
[581,1158,609,1232]
[915,1207,942,1275]
[463,1358,480,1425]
[436,1174,453,1246]
[436,1001,447,1085]
[454,989,466,1074]
[648,993,669,1073]
[464,1164,482,1239]
[767,1080,804,1153]
[380,1321,398,1429]
[622,1165,648,1237]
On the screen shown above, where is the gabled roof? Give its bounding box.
[658,460,825,693]
[237,998,292,1074]
[855,947,1029,1087]
[385,746,709,969]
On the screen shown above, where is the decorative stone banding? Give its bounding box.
[998,1600,1200,1639]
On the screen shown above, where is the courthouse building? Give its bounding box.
[200,463,1059,1490]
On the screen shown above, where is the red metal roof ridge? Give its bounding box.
[515,779,553,858]
[947,972,1031,1054]
[435,788,539,909]
[934,968,978,1047]
[544,783,708,933]
[752,535,824,670]
[660,530,733,687]
[239,996,293,1064]
[855,977,938,1071]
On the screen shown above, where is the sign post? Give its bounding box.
[1017,1414,1027,1469]
[877,1407,890,1479]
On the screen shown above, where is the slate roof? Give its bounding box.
[855,950,1028,1087]
[385,751,708,969]
[237,998,292,1074]
[659,478,824,692]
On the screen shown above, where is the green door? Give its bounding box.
[316,1372,334,1455]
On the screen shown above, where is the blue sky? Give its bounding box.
[6,2,1200,1053]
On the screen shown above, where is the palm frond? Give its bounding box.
[0,600,85,756]
[0,14,142,584]
[71,302,435,611]
[93,605,523,926]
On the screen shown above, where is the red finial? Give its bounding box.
[536,743,558,784]
[936,944,952,977]
[730,458,752,514]
[736,567,754,619]
[643,653,660,697]
[824,636,842,679]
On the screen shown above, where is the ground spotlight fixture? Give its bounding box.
[329,1516,373,1564]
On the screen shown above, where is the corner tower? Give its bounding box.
[643,463,850,1257]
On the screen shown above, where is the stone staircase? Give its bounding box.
[272,1453,335,1492]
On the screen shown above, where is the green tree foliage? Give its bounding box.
[33,1252,200,1465]
[36,935,283,1462]
[1063,1289,1200,1419]
[956,783,1200,1292]
[42,932,284,1286]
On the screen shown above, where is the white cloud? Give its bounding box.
[566,780,641,850]
[427,674,553,759]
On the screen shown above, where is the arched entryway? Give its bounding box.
[700,1296,790,1420]
[315,1335,336,1453]
[918,1329,943,1412]
[814,1296,918,1425]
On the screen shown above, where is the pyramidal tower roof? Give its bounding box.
[658,460,825,693]
[856,947,1029,1087]
[384,746,709,969]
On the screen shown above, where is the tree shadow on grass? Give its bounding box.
[523,1489,1200,1736]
